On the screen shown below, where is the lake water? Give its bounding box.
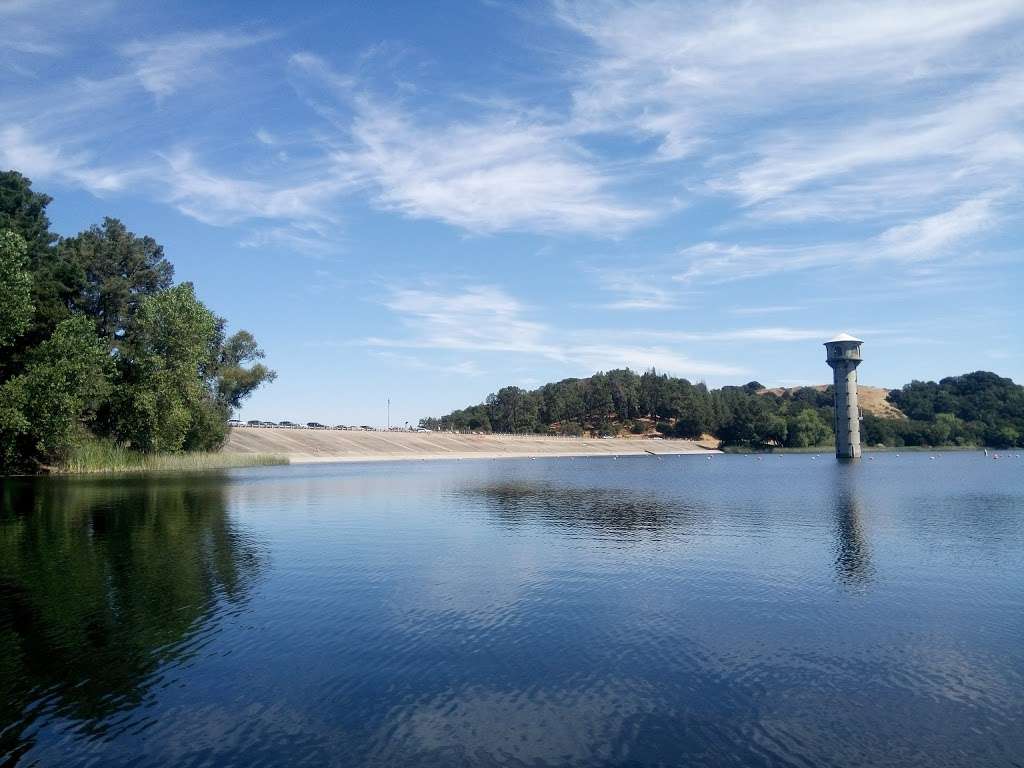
[1,452,1022,767]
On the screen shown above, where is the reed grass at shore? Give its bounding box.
[54,440,287,475]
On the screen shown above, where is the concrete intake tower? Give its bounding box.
[825,333,863,459]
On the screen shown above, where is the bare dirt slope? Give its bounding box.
[224,428,719,463]
[759,385,905,419]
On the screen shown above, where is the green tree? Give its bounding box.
[0,230,33,347]
[487,386,539,433]
[0,317,110,468]
[672,387,713,438]
[111,283,221,452]
[786,409,831,448]
[0,171,56,263]
[0,172,78,356]
[59,218,174,344]
[213,328,278,412]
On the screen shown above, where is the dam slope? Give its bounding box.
[223,428,718,463]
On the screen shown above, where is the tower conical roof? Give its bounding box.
[825,332,862,344]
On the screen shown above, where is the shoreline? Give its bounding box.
[280,445,719,465]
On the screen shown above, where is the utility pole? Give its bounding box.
[387,398,390,430]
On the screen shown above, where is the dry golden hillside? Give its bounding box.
[759,385,906,419]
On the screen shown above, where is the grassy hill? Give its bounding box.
[758,385,906,419]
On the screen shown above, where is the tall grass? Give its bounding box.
[55,439,288,475]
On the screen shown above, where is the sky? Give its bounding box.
[2,0,1022,427]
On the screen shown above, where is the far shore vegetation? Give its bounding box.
[420,369,1024,451]
[1,172,276,475]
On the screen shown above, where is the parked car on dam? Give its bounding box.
[307,422,327,429]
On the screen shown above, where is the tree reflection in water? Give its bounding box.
[0,475,263,764]
[463,482,696,534]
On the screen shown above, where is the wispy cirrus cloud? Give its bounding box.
[290,54,653,236]
[675,195,1003,284]
[371,351,484,377]
[556,0,1024,282]
[160,148,351,228]
[2,0,1021,272]
[0,0,115,64]
[369,286,554,356]
[346,100,651,235]
[120,29,270,98]
[0,125,141,193]
[711,73,1024,218]
[362,284,749,378]
[558,0,1023,155]
[589,267,682,310]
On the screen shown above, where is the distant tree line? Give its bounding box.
[0,172,276,472]
[420,369,1024,449]
[876,372,1024,448]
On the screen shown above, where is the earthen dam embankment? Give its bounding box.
[223,427,719,464]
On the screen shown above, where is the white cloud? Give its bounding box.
[674,196,1001,283]
[160,149,350,227]
[3,0,1020,272]
[556,0,1024,267]
[238,225,337,255]
[874,197,998,262]
[364,284,744,378]
[290,54,654,235]
[712,74,1024,214]
[0,125,138,193]
[559,0,1023,149]
[371,351,484,377]
[120,30,268,98]
[347,99,652,235]
[589,268,680,310]
[0,0,114,61]
[567,344,744,377]
[372,286,555,356]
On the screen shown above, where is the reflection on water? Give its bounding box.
[831,468,874,588]
[465,481,691,532]
[0,475,263,764]
[0,454,1022,767]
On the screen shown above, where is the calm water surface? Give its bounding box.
[1,453,1022,767]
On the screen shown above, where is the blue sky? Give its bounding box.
[2,0,1022,426]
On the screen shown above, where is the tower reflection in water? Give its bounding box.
[831,466,875,589]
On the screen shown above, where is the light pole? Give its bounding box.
[387,398,390,430]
